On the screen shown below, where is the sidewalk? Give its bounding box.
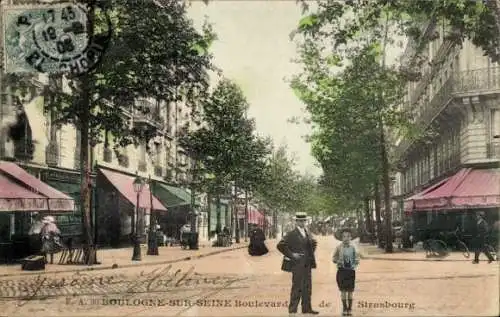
[0,239,252,277]
[358,242,476,262]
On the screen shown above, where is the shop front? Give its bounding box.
[210,200,229,236]
[406,167,500,243]
[40,168,88,240]
[96,168,167,247]
[153,183,194,240]
[0,161,75,261]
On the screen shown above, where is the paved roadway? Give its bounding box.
[0,236,498,317]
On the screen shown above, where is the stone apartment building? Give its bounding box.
[0,0,229,251]
[0,69,199,242]
[392,20,500,239]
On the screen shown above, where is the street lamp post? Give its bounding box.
[189,157,199,250]
[147,175,159,255]
[132,174,144,261]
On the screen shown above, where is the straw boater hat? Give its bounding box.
[294,212,309,221]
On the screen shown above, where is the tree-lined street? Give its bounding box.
[1,1,499,316]
[0,237,497,316]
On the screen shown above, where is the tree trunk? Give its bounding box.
[79,85,94,264]
[272,210,278,239]
[244,190,249,242]
[190,160,197,233]
[378,8,393,253]
[79,3,96,265]
[233,184,240,243]
[364,197,374,243]
[374,183,383,249]
[216,194,221,233]
[207,194,212,240]
[380,125,393,253]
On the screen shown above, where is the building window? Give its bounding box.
[442,136,448,170]
[417,159,422,185]
[154,143,161,165]
[436,143,442,175]
[140,143,146,162]
[426,152,431,182]
[412,163,417,188]
[492,109,500,139]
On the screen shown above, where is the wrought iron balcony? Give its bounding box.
[14,143,34,162]
[138,160,147,172]
[103,148,112,163]
[487,141,500,159]
[117,154,129,168]
[395,67,500,160]
[132,99,164,130]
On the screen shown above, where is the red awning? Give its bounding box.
[100,168,167,212]
[248,206,265,225]
[237,205,265,226]
[404,178,450,212]
[0,174,49,212]
[0,161,75,211]
[413,168,500,210]
[449,169,500,208]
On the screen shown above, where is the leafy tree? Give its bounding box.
[3,0,214,261]
[253,145,300,235]
[292,12,406,251]
[179,78,267,234]
[232,134,271,240]
[296,0,500,63]
[293,0,499,250]
[292,42,404,195]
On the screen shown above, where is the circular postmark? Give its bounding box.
[3,1,112,76]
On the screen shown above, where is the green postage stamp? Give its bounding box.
[2,2,110,75]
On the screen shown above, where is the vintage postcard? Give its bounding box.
[0,0,499,316]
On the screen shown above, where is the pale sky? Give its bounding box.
[188,1,321,176]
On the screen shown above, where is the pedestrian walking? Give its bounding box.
[277,212,319,315]
[472,211,495,264]
[332,228,360,316]
[40,216,63,264]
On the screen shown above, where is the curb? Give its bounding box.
[362,256,472,262]
[0,244,249,278]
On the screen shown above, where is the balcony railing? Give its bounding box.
[396,67,500,160]
[487,141,500,159]
[14,143,34,162]
[133,99,164,129]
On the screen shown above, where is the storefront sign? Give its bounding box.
[41,169,80,183]
[0,198,48,211]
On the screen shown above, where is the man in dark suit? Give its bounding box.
[277,212,319,315]
[472,211,495,264]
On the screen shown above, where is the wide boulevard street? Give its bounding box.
[0,236,498,317]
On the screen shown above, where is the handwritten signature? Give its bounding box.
[0,265,248,304]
